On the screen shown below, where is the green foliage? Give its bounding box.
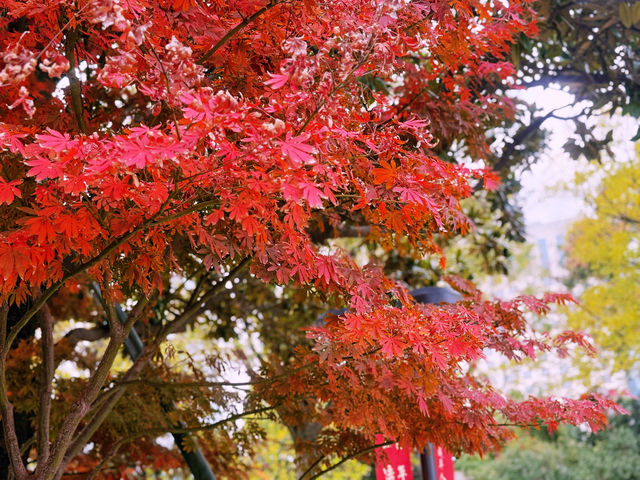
[523,0,640,142]
[458,400,640,480]
[246,421,370,480]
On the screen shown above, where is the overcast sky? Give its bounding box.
[516,87,638,226]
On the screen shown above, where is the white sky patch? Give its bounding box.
[514,87,638,226]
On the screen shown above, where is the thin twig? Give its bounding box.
[306,440,395,479]
[147,46,182,141]
[160,256,252,339]
[197,0,282,64]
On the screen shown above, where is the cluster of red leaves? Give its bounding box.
[0,0,536,305]
[63,444,184,480]
[259,288,622,460]
[0,0,621,475]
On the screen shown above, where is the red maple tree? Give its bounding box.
[0,0,621,478]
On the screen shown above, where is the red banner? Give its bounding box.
[375,435,412,480]
[433,445,454,480]
[374,436,455,480]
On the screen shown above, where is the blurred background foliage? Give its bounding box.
[458,399,640,480]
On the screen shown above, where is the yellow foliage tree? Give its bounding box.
[566,147,640,373]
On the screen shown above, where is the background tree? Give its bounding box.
[564,148,640,375]
[379,0,640,278]
[508,0,640,168]
[458,399,640,480]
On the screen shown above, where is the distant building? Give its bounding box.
[476,217,632,398]
[526,219,571,280]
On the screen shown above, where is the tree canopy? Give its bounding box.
[0,1,625,479]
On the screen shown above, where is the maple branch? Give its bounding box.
[295,40,375,137]
[85,404,278,480]
[379,85,430,128]
[6,192,197,361]
[297,454,326,480]
[35,303,55,475]
[492,102,575,174]
[45,295,152,480]
[59,259,249,475]
[197,0,282,64]
[148,199,221,226]
[65,27,87,134]
[57,297,156,478]
[34,2,94,63]
[64,325,110,344]
[160,256,252,338]
[112,378,271,389]
[135,404,277,436]
[0,304,28,480]
[301,440,395,480]
[147,45,182,141]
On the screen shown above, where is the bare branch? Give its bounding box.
[0,304,28,480]
[302,440,395,480]
[35,304,55,475]
[492,110,555,174]
[161,257,252,338]
[45,294,152,479]
[64,326,110,345]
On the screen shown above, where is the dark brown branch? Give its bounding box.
[161,256,252,338]
[304,440,395,480]
[297,453,326,480]
[45,294,152,479]
[64,326,110,345]
[518,71,628,89]
[0,305,28,480]
[65,28,87,134]
[308,220,373,243]
[491,102,580,174]
[197,0,281,64]
[615,214,640,225]
[35,304,55,476]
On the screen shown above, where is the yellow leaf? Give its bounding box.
[632,2,640,25]
[619,3,633,28]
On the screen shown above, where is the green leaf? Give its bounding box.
[622,100,640,118]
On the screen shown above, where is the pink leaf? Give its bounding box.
[265,73,289,89]
[37,129,77,152]
[300,181,324,208]
[280,133,315,167]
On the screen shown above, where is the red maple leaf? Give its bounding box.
[0,178,22,205]
[280,133,315,167]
